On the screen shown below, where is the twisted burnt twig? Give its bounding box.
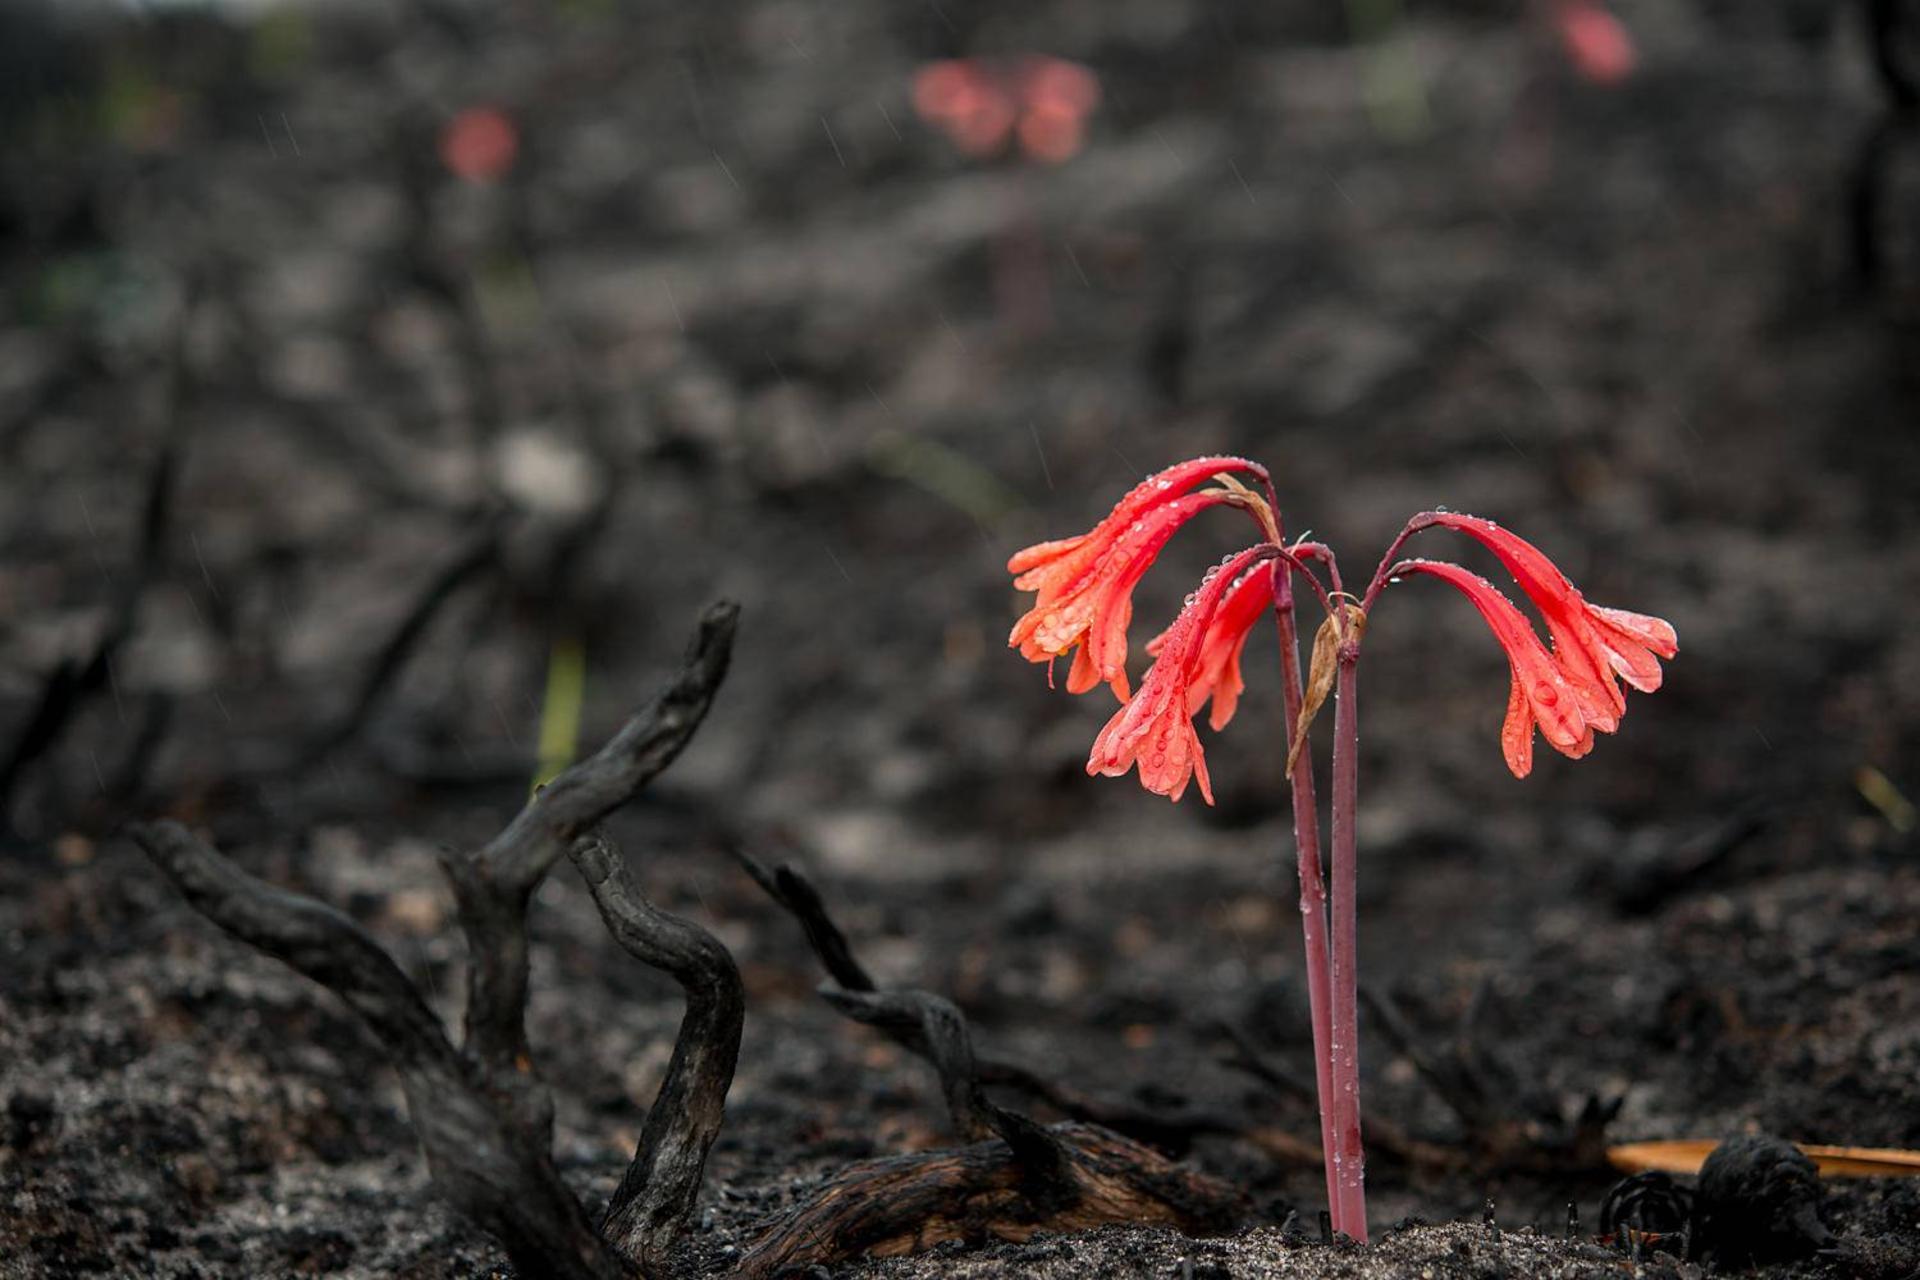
[447,603,736,1137]
[568,831,743,1264]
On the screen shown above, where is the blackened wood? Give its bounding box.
[741,850,1255,1157]
[819,985,993,1141]
[737,1122,1244,1278]
[568,832,743,1272]
[448,601,737,1121]
[300,520,499,769]
[127,602,743,1280]
[732,853,875,992]
[735,852,1245,1271]
[1,434,175,821]
[129,820,630,1280]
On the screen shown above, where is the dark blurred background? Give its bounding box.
[2,0,1917,1274]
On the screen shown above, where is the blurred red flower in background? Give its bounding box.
[440,107,519,183]
[1555,0,1636,86]
[912,56,1100,163]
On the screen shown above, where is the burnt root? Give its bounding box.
[738,1122,1243,1278]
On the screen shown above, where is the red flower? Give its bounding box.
[1013,57,1101,163]
[1555,0,1636,86]
[1008,456,1268,699]
[1088,547,1277,803]
[1585,603,1679,692]
[913,56,1100,164]
[1146,560,1275,731]
[440,108,519,184]
[1426,513,1677,724]
[1393,559,1600,778]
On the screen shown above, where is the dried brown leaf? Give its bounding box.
[1287,603,1365,774]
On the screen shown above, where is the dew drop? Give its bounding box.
[1532,681,1558,706]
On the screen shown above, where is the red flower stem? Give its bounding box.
[1272,547,1339,622]
[1289,540,1346,600]
[1361,512,1444,612]
[1268,559,1341,1231]
[1327,638,1368,1241]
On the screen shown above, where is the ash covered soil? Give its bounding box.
[3,1,1919,1276]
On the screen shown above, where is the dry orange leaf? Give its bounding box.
[1609,1139,1920,1179]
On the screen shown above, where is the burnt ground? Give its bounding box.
[3,0,1920,1276]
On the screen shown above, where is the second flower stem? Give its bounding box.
[1328,646,1368,1240]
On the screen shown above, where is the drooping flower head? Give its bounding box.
[1007,456,1270,699]
[1392,559,1600,778]
[1145,559,1276,732]
[1424,513,1677,723]
[1087,546,1278,803]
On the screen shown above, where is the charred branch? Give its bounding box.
[128,820,627,1280]
[568,831,743,1271]
[733,854,873,990]
[299,520,501,769]
[446,601,737,1131]
[736,851,1245,1274]
[131,602,743,1280]
[737,1122,1243,1279]
[1,433,177,826]
[738,850,1265,1157]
